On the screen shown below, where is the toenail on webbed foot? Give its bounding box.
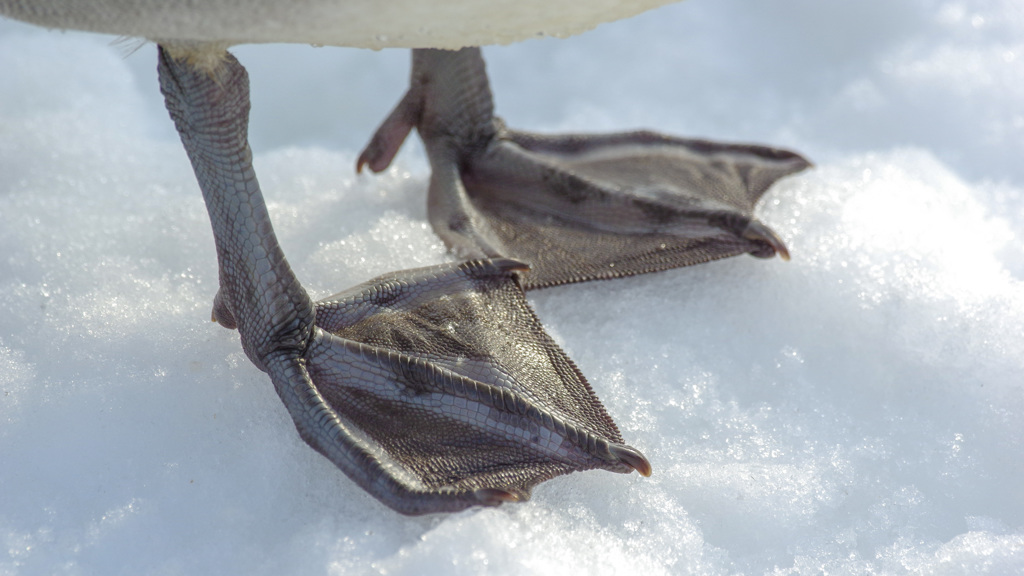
[610,444,653,477]
[474,488,521,505]
[743,220,791,261]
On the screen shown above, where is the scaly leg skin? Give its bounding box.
[359,48,812,289]
[157,47,650,515]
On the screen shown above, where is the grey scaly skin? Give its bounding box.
[359,48,812,289]
[158,47,651,516]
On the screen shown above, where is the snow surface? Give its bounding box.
[1,0,1023,574]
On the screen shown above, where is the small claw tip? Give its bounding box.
[491,257,531,273]
[744,221,790,261]
[474,488,520,505]
[611,445,653,477]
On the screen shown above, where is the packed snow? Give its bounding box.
[1,0,1022,574]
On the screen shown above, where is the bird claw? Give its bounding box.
[610,444,653,477]
[210,288,238,329]
[474,488,522,505]
[489,257,532,273]
[743,220,791,261]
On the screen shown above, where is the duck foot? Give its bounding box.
[359,48,811,289]
[158,46,649,515]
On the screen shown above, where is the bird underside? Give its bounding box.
[359,48,812,289]
[0,0,676,51]
[158,46,649,516]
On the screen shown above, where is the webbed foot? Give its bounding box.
[305,258,651,514]
[158,46,648,516]
[360,48,811,289]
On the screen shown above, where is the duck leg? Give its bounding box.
[158,46,649,515]
[359,48,812,289]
